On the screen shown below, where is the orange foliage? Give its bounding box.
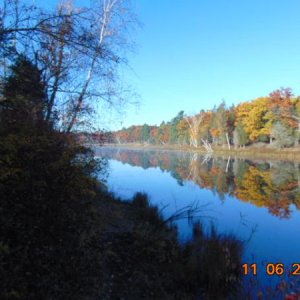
[210,128,221,138]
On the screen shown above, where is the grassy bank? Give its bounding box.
[94,191,244,299]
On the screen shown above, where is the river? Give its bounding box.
[94,146,300,295]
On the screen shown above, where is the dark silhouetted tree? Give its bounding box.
[1,55,46,127]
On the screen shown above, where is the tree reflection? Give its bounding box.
[96,148,300,218]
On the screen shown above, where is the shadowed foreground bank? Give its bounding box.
[0,126,243,299]
[0,57,244,299]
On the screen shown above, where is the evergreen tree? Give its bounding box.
[1,55,46,127]
[141,124,150,142]
[170,111,184,144]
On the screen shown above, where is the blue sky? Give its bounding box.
[40,0,300,130]
[112,0,300,130]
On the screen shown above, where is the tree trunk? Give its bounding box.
[226,132,231,150]
[66,0,113,132]
[226,156,230,173]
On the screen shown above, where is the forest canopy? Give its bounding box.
[111,88,300,150]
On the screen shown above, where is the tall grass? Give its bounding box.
[100,193,244,299]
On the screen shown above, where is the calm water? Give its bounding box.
[95,147,300,289]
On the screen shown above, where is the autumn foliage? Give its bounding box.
[112,88,300,149]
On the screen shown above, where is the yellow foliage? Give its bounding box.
[234,166,274,206]
[235,97,275,141]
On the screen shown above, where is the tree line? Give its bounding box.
[112,88,300,150]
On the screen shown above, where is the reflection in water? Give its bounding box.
[95,147,300,297]
[95,147,300,219]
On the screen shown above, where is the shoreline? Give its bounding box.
[97,143,300,162]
